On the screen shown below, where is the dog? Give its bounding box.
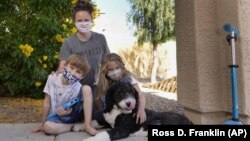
[76,82,193,141]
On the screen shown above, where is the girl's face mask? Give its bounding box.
[107,68,123,80]
[75,21,92,33]
[63,68,80,84]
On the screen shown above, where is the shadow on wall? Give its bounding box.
[118,41,176,82]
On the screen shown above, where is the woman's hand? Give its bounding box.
[56,106,72,116]
[51,60,65,75]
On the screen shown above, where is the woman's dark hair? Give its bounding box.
[72,0,94,21]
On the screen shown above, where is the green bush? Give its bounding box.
[0,0,98,98]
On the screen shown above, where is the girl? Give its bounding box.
[96,53,146,124]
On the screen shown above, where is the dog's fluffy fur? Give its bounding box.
[81,82,193,141]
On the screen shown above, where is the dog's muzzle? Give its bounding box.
[118,97,136,111]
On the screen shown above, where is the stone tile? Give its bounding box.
[0,123,54,141]
[55,130,147,141]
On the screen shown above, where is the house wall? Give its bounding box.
[176,0,250,124]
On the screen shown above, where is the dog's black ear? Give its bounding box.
[104,83,117,113]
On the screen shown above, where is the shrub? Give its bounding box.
[0,0,99,98]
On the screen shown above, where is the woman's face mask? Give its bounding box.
[63,68,80,84]
[75,21,92,33]
[107,68,123,80]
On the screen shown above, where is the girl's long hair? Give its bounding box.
[95,53,130,109]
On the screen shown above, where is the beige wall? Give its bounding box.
[176,0,250,124]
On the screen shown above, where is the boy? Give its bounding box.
[32,53,97,135]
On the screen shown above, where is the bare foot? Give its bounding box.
[85,125,97,136]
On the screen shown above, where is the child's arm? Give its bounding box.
[32,94,51,133]
[132,83,147,124]
[42,94,52,122]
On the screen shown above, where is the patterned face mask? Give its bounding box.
[63,68,80,84]
[107,68,123,80]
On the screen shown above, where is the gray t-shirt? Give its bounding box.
[59,32,110,87]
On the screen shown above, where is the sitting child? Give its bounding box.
[32,53,97,135]
[95,53,147,124]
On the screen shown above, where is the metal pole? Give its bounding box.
[230,31,239,120]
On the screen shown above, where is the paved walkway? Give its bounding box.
[0,87,174,141]
[0,123,147,141]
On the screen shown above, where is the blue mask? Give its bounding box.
[63,68,80,84]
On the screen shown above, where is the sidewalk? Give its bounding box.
[0,123,147,141]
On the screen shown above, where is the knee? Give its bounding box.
[43,121,56,134]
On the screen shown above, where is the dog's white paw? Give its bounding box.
[72,123,85,132]
[83,131,110,141]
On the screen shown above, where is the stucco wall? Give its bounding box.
[176,0,250,124]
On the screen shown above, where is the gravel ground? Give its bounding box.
[0,89,183,123]
[144,92,184,114]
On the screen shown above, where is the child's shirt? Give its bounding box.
[43,73,82,114]
[127,73,138,85]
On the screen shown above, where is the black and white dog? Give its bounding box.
[77,82,193,141]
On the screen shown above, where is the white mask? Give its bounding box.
[107,68,122,80]
[75,21,92,33]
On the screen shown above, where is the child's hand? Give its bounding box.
[136,107,146,124]
[31,125,43,133]
[57,106,72,116]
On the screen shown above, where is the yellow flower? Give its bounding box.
[65,18,72,24]
[35,81,42,87]
[43,64,47,69]
[19,44,34,57]
[92,6,101,19]
[55,34,64,43]
[54,54,58,59]
[71,27,77,33]
[54,51,59,59]
[43,55,48,61]
[62,24,67,30]
[38,58,42,63]
[71,0,77,5]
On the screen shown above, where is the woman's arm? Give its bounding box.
[56,60,66,73]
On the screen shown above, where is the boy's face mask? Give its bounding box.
[107,68,123,80]
[75,21,92,33]
[63,68,80,84]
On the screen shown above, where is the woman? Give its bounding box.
[57,0,110,88]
